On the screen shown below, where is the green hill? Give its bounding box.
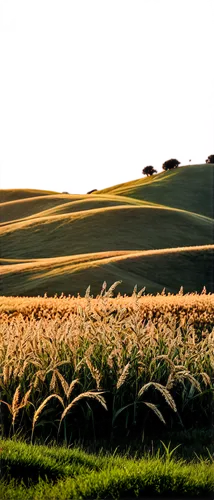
[97,164,214,218]
[0,194,155,225]
[0,164,213,295]
[1,246,213,296]
[1,205,213,259]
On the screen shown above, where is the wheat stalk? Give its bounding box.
[85,285,91,298]
[32,394,64,438]
[104,281,122,298]
[22,387,32,407]
[12,386,32,427]
[0,386,32,430]
[59,391,107,426]
[171,370,202,393]
[143,401,166,425]
[3,365,12,386]
[55,370,79,399]
[11,385,21,420]
[85,359,101,390]
[138,382,177,413]
[67,379,80,400]
[100,281,107,296]
[116,363,130,389]
[49,371,57,392]
[199,372,211,387]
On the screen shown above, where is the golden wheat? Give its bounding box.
[138,382,177,413]
[59,391,107,428]
[0,288,213,440]
[32,394,64,436]
[116,363,130,390]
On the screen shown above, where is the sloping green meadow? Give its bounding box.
[1,245,213,296]
[97,164,214,218]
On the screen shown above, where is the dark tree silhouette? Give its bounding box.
[142,166,157,176]
[206,155,214,164]
[87,189,98,194]
[162,159,180,171]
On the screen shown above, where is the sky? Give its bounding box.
[0,0,213,195]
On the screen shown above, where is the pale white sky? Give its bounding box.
[0,0,213,195]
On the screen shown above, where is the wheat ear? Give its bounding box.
[105,281,122,298]
[138,382,177,413]
[12,386,32,427]
[54,370,79,399]
[143,401,166,425]
[60,391,107,425]
[32,394,64,435]
[11,385,21,420]
[116,363,130,389]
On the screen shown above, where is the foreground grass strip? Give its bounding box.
[0,441,214,499]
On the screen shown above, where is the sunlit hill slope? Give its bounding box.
[0,164,214,296]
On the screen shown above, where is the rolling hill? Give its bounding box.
[97,164,214,218]
[0,164,213,296]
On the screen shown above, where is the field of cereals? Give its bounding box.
[1,285,213,445]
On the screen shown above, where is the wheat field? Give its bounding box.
[0,285,213,444]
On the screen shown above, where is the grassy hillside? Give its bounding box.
[97,164,214,218]
[0,194,155,224]
[1,245,213,296]
[1,205,213,259]
[0,194,82,224]
[0,188,59,203]
[0,164,213,295]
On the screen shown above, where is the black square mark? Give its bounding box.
[8,7,16,16]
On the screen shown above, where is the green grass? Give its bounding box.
[97,164,214,219]
[1,206,213,260]
[0,439,213,499]
[0,164,214,296]
[0,193,150,224]
[1,245,213,296]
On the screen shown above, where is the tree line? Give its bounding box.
[142,154,214,177]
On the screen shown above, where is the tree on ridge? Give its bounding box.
[162,159,180,171]
[206,155,214,164]
[142,166,157,177]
